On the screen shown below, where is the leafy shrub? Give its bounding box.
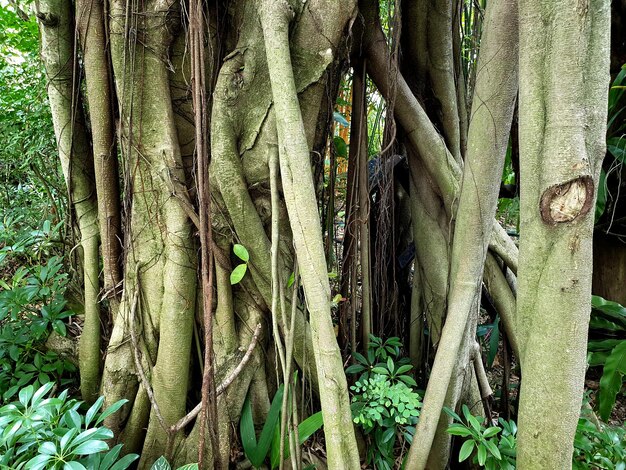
[587,295,626,421]
[0,253,76,402]
[346,335,416,387]
[573,401,626,470]
[0,382,137,469]
[0,6,61,223]
[445,405,516,470]
[240,382,324,469]
[446,402,626,469]
[347,335,421,470]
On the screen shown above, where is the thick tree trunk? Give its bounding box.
[75,0,123,319]
[516,0,610,467]
[36,0,101,403]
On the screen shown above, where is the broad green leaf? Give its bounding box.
[443,407,462,422]
[477,443,487,466]
[591,295,626,329]
[99,444,123,470]
[53,319,67,336]
[109,453,140,470]
[60,428,78,451]
[381,427,395,444]
[458,439,474,462]
[24,453,52,470]
[96,399,129,425]
[397,375,417,387]
[352,352,368,365]
[230,264,247,285]
[63,462,86,470]
[298,411,323,445]
[241,385,284,467]
[484,439,502,460]
[176,465,199,470]
[85,396,104,427]
[32,382,53,404]
[255,386,284,466]
[73,440,109,455]
[19,384,33,407]
[598,340,626,421]
[483,426,501,438]
[345,364,366,374]
[240,394,258,464]
[270,417,280,469]
[588,338,625,352]
[447,424,474,437]
[233,244,249,262]
[39,441,56,455]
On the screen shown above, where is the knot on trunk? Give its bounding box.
[36,12,59,26]
[539,176,594,225]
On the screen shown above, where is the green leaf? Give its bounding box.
[96,399,128,425]
[345,364,366,374]
[233,244,249,262]
[270,417,280,469]
[73,440,109,455]
[484,439,502,460]
[240,395,258,463]
[99,444,123,470]
[381,427,395,443]
[176,465,199,470]
[24,454,53,469]
[19,384,33,406]
[53,319,67,336]
[287,272,295,288]
[85,396,104,427]
[459,439,475,462]
[63,463,86,470]
[598,340,626,421]
[397,375,417,387]
[477,443,487,466]
[591,295,626,329]
[395,364,412,375]
[240,385,285,467]
[40,441,57,455]
[109,454,140,470]
[150,456,171,470]
[230,263,248,285]
[298,411,324,445]
[443,407,462,422]
[447,424,474,437]
[483,426,501,438]
[353,352,368,365]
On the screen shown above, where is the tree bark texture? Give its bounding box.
[516,0,610,467]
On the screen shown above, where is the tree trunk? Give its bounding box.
[36,0,101,403]
[516,0,610,467]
